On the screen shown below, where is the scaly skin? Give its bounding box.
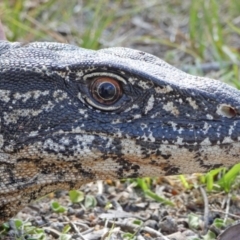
[0,41,240,223]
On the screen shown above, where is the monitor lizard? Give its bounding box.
[1,38,240,223]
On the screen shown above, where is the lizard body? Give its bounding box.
[0,41,240,223]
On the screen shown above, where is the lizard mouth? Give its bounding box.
[17,119,240,152]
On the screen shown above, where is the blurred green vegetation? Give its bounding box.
[1,0,240,85]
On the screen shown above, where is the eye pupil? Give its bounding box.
[98,82,116,100]
[90,77,122,106]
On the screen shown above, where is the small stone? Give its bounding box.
[50,222,64,232]
[159,216,178,234]
[75,209,85,218]
[71,203,81,209]
[96,194,108,207]
[67,207,75,216]
[54,190,67,198]
[145,219,159,230]
[33,217,46,227]
[151,210,160,221]
[159,210,168,218]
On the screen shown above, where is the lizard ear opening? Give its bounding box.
[217,104,237,118]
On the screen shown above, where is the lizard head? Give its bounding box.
[1,42,240,222]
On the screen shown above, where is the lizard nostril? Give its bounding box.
[217,104,237,118]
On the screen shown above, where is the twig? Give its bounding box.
[43,227,61,238]
[80,228,95,235]
[70,221,88,240]
[98,219,170,239]
[97,180,103,194]
[199,186,209,234]
[224,194,231,223]
[70,221,91,229]
[210,208,240,219]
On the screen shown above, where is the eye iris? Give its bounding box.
[97,82,116,100]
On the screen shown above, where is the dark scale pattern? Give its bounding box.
[1,41,240,223]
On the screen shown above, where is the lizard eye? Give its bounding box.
[90,77,122,105]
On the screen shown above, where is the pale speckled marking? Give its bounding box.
[124,108,141,115]
[132,104,139,109]
[14,90,49,102]
[53,90,68,102]
[29,131,38,137]
[112,129,123,138]
[162,102,179,116]
[136,130,155,142]
[155,85,173,94]
[111,119,121,124]
[132,114,141,119]
[228,121,237,135]
[79,108,87,114]
[123,107,132,113]
[55,71,67,79]
[175,137,184,145]
[168,121,177,131]
[137,80,153,89]
[222,136,234,144]
[186,97,198,109]
[3,101,54,124]
[140,123,148,130]
[200,137,211,145]
[202,122,210,134]
[144,95,154,114]
[178,98,183,104]
[77,93,86,105]
[59,137,70,145]
[0,90,11,103]
[75,70,85,77]
[128,77,135,84]
[206,114,213,120]
[3,109,42,124]
[121,138,143,157]
[148,131,155,142]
